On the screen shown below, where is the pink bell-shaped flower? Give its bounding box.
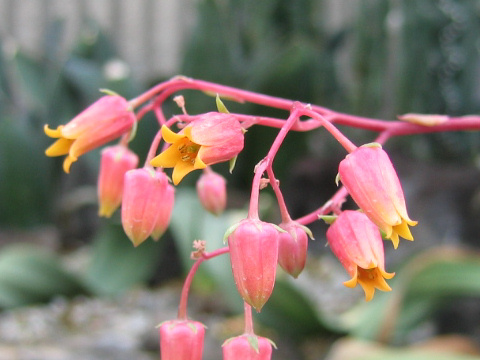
[151,181,175,241]
[97,145,138,218]
[44,95,136,173]
[196,168,227,215]
[326,210,395,301]
[338,144,417,248]
[278,221,312,278]
[159,319,205,360]
[227,219,279,312]
[150,112,244,184]
[223,334,273,360]
[121,168,169,246]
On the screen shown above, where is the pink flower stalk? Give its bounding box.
[151,181,175,241]
[150,112,244,184]
[97,145,139,218]
[227,219,279,312]
[278,222,312,278]
[223,334,273,360]
[159,319,205,360]
[44,95,135,173]
[196,168,227,215]
[326,210,395,301]
[338,144,417,248]
[121,168,169,246]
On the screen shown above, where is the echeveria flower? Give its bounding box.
[44,95,135,173]
[159,319,205,360]
[150,112,244,184]
[338,144,417,248]
[196,168,227,215]
[97,145,138,218]
[223,334,273,360]
[227,219,279,312]
[121,168,169,246]
[277,222,312,278]
[326,210,394,301]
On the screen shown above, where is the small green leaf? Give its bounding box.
[247,335,260,353]
[229,155,238,174]
[216,94,230,113]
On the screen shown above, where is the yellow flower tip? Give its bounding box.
[45,138,74,157]
[98,203,116,218]
[389,232,400,249]
[44,124,63,138]
[62,155,77,173]
[161,124,186,144]
[354,267,394,301]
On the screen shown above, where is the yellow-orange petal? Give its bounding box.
[172,160,196,185]
[44,124,64,138]
[161,125,187,144]
[45,138,74,157]
[389,232,400,249]
[393,220,414,241]
[63,154,77,173]
[150,145,181,168]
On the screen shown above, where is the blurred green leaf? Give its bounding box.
[325,337,480,360]
[0,118,53,226]
[84,223,163,296]
[0,244,88,308]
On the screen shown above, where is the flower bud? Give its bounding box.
[278,222,311,278]
[338,144,417,248]
[151,181,175,241]
[121,168,168,246]
[223,334,273,360]
[326,210,394,301]
[45,95,135,173]
[97,145,138,218]
[159,320,205,360]
[151,112,244,184]
[196,169,227,215]
[227,219,279,312]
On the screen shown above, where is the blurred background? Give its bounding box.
[1,0,480,359]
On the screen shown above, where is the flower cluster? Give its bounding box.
[46,77,477,360]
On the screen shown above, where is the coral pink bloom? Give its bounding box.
[338,144,417,248]
[196,168,227,215]
[121,168,169,247]
[44,95,135,173]
[326,210,395,301]
[150,112,244,185]
[159,319,205,360]
[151,181,175,241]
[223,334,273,360]
[97,145,138,218]
[278,222,312,278]
[227,219,279,312]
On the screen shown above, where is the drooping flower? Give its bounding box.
[121,168,169,246]
[159,319,205,360]
[97,145,139,218]
[44,95,136,173]
[196,168,227,215]
[338,144,417,248]
[223,334,273,360]
[151,181,175,241]
[326,210,394,301]
[227,219,279,312]
[150,112,244,185]
[277,221,312,278]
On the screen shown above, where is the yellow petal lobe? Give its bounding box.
[45,138,74,157]
[44,124,64,138]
